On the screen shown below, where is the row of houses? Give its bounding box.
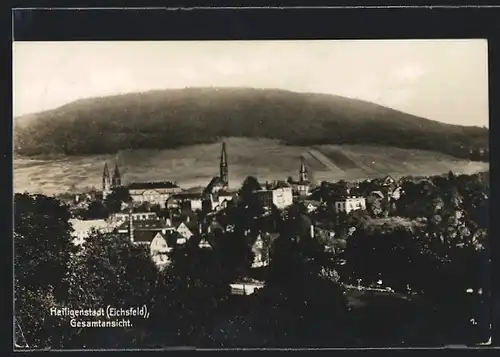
[69,207,298,271]
[69,171,405,268]
[69,211,206,269]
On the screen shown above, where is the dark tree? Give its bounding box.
[260,225,348,347]
[151,245,231,346]
[239,176,262,205]
[104,186,132,213]
[64,232,158,348]
[14,193,76,348]
[84,200,109,220]
[215,231,254,281]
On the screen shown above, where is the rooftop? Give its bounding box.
[169,192,204,200]
[128,181,181,190]
[204,176,227,194]
[70,219,109,233]
[133,230,164,243]
[116,219,167,231]
[302,199,321,205]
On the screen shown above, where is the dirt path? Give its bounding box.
[307,148,344,173]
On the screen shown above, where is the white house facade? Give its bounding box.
[334,196,367,214]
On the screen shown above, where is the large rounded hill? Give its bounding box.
[14,87,487,158]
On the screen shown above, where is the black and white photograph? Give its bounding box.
[13,39,490,349]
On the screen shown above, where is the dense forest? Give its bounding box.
[14,87,489,160]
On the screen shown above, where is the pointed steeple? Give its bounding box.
[102,163,111,192]
[299,156,308,182]
[103,163,110,177]
[220,142,228,186]
[112,162,122,187]
[220,142,227,166]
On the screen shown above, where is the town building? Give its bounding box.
[303,199,322,213]
[101,161,184,206]
[169,211,203,244]
[251,234,271,268]
[230,279,265,295]
[108,211,159,225]
[102,163,122,199]
[366,190,385,206]
[255,181,294,210]
[204,142,230,195]
[113,214,179,268]
[198,237,213,249]
[207,191,236,211]
[127,181,183,207]
[175,222,194,242]
[69,218,111,246]
[390,186,403,200]
[288,157,312,196]
[150,232,172,268]
[116,215,174,243]
[167,192,204,212]
[334,196,367,214]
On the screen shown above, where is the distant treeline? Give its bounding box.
[14,87,489,161]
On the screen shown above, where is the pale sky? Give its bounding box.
[12,39,489,127]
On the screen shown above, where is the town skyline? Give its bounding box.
[13,40,489,127]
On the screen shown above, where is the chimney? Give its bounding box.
[186,215,190,223]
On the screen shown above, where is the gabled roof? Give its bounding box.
[198,237,213,249]
[249,232,280,247]
[370,190,385,198]
[176,221,190,230]
[133,219,167,230]
[205,176,226,191]
[169,192,203,201]
[117,218,167,232]
[128,181,181,190]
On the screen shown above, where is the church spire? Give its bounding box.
[112,162,122,187]
[102,163,111,191]
[220,142,228,186]
[221,142,227,166]
[299,156,308,182]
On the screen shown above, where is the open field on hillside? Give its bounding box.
[14,138,489,195]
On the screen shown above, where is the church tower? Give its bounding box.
[299,157,308,183]
[112,162,122,187]
[102,163,111,192]
[220,142,229,187]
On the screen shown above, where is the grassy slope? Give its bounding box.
[14,138,488,195]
